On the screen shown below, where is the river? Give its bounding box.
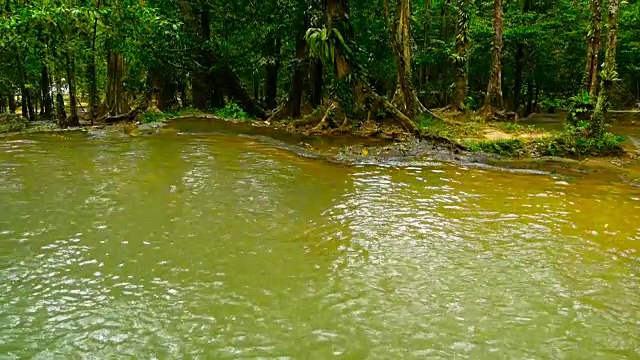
[1,124,639,358]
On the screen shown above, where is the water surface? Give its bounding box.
[1,130,639,358]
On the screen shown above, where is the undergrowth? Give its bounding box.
[464,138,527,157]
[213,101,249,120]
[140,106,204,124]
[0,114,28,133]
[140,101,252,124]
[532,121,624,156]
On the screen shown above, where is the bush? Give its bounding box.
[566,91,594,127]
[465,138,527,157]
[214,101,249,120]
[140,107,203,124]
[533,121,624,156]
[0,114,28,133]
[540,98,564,113]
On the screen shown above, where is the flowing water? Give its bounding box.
[1,125,639,358]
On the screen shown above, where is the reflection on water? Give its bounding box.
[0,132,639,358]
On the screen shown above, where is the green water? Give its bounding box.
[1,129,639,358]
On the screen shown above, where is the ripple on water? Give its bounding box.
[0,134,639,358]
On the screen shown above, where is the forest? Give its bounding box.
[0,0,639,149]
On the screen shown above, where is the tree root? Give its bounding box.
[308,102,337,134]
[330,115,352,134]
[267,105,289,122]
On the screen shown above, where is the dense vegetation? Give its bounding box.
[0,0,638,142]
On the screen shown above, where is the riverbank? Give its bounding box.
[3,108,640,185]
[154,111,640,186]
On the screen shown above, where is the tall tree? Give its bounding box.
[391,0,418,117]
[585,0,603,99]
[450,0,470,111]
[512,0,532,114]
[590,0,620,137]
[479,0,504,118]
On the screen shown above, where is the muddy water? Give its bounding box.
[0,129,639,358]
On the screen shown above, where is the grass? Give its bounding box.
[416,113,624,158]
[140,107,205,124]
[0,114,28,133]
[140,102,252,124]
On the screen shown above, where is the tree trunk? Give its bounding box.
[590,0,620,138]
[8,92,16,113]
[419,0,431,94]
[525,79,534,116]
[584,0,603,99]
[88,0,101,124]
[191,8,215,109]
[289,5,309,118]
[451,0,470,111]
[513,0,532,114]
[55,74,67,122]
[439,0,450,106]
[264,36,282,110]
[216,63,267,119]
[40,65,53,118]
[324,0,353,80]
[310,61,323,107]
[26,89,35,121]
[479,0,504,118]
[391,0,417,117]
[106,51,129,116]
[66,56,80,126]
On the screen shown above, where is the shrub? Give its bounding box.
[533,121,624,157]
[0,114,28,133]
[465,138,527,157]
[214,101,249,120]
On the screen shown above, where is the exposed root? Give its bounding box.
[309,102,337,134]
[267,105,289,122]
[292,111,324,128]
[330,115,352,134]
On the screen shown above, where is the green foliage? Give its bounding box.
[540,98,564,112]
[140,107,204,124]
[465,138,527,157]
[0,114,28,133]
[214,102,250,120]
[533,121,624,157]
[566,90,595,127]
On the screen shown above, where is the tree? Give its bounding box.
[585,0,603,98]
[590,0,620,137]
[450,0,470,111]
[479,0,504,118]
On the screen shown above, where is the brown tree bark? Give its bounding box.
[55,74,66,122]
[191,8,215,109]
[391,0,417,117]
[289,5,309,118]
[419,0,431,94]
[513,0,532,113]
[65,56,80,126]
[439,0,451,105]
[590,0,620,137]
[585,0,603,99]
[479,0,504,118]
[106,51,129,116]
[451,0,470,111]
[40,65,53,118]
[8,92,16,113]
[324,0,352,80]
[264,36,282,110]
[88,0,101,124]
[310,61,323,107]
